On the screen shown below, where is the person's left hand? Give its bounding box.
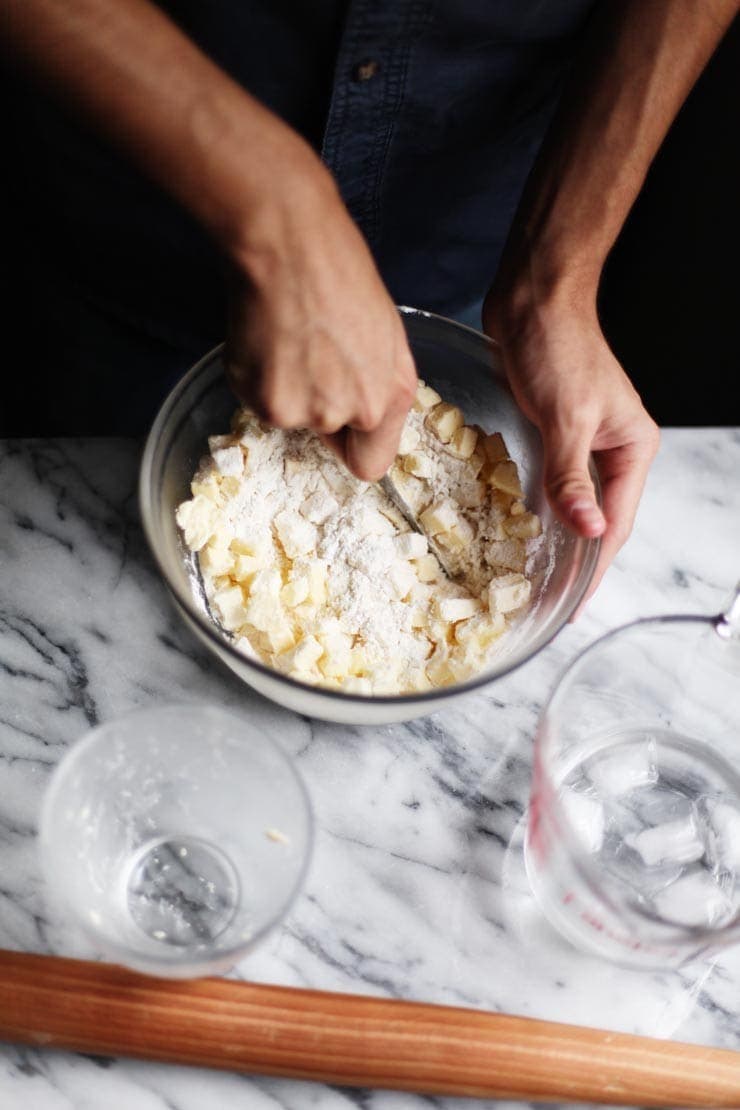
[483,290,660,607]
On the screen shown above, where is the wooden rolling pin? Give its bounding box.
[1,948,738,1107]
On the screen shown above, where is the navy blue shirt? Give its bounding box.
[4,0,596,432]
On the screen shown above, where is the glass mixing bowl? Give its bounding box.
[139,307,600,724]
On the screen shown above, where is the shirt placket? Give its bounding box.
[321,0,430,251]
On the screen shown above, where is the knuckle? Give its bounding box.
[258,380,301,429]
[309,404,344,435]
[353,398,385,432]
[545,469,592,503]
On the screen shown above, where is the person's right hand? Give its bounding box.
[225,165,417,482]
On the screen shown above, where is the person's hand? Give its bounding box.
[483,290,660,605]
[225,167,417,482]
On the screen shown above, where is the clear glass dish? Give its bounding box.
[139,307,601,724]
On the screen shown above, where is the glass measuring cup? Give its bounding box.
[525,586,740,968]
[39,703,313,978]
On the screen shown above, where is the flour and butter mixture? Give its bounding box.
[176,380,543,694]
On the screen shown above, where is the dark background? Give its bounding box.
[1,18,738,434]
[597,16,739,426]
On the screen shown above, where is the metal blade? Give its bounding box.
[378,473,462,584]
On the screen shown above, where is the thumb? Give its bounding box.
[543,428,606,538]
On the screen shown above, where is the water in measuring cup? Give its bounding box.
[124,835,240,946]
[560,729,740,931]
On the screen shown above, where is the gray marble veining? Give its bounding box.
[1,429,739,1109]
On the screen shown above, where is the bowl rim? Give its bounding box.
[139,306,601,708]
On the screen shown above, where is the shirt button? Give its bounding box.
[352,59,380,82]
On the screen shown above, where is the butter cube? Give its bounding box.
[436,514,474,549]
[394,532,428,560]
[402,451,434,480]
[433,596,482,623]
[349,644,370,676]
[389,560,417,599]
[273,509,317,558]
[289,558,329,607]
[487,538,527,573]
[425,402,464,443]
[467,449,486,479]
[199,536,235,577]
[278,635,323,674]
[488,572,531,615]
[413,553,442,583]
[388,465,428,512]
[460,479,487,508]
[419,499,460,536]
[175,494,218,552]
[504,511,542,540]
[425,650,457,688]
[343,676,373,695]
[446,425,478,460]
[211,444,244,478]
[243,568,282,631]
[413,383,442,411]
[233,634,260,661]
[283,457,304,480]
[280,576,310,607]
[316,623,353,678]
[208,434,235,453]
[230,408,262,437]
[488,459,523,498]
[191,462,222,504]
[300,491,339,525]
[212,584,247,632]
[481,432,509,464]
[262,618,295,654]
[233,552,260,583]
[398,422,420,454]
[454,611,506,650]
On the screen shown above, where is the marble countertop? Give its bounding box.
[1,428,739,1110]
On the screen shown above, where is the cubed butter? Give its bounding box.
[446,425,478,459]
[394,531,428,560]
[425,402,464,443]
[273,509,317,558]
[433,596,482,622]
[488,572,531,615]
[176,495,218,552]
[488,459,523,498]
[413,383,442,411]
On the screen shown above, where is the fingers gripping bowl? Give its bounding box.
[139,308,600,724]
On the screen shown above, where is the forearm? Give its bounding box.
[492,0,739,320]
[1,0,334,257]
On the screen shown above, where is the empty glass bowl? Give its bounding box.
[39,703,313,978]
[139,307,600,724]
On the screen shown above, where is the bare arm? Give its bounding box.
[485,0,739,599]
[1,0,417,479]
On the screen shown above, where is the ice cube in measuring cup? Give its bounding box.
[586,734,659,796]
[560,787,605,853]
[704,798,740,873]
[651,868,736,929]
[625,813,705,867]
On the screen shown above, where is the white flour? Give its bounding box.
[176,385,542,694]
